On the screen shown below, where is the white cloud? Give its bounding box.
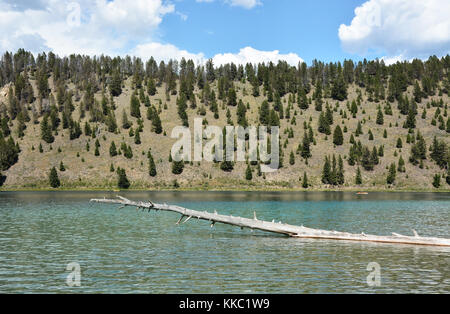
[0,0,175,56]
[0,0,302,68]
[132,42,205,63]
[339,0,450,59]
[212,47,303,66]
[227,0,261,9]
[380,54,406,66]
[196,0,261,9]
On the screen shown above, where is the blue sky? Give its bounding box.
[0,0,449,65]
[162,0,369,63]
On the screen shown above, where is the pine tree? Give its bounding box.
[237,100,248,127]
[298,88,308,110]
[59,161,66,172]
[110,70,122,97]
[337,155,345,185]
[151,110,163,134]
[331,73,347,101]
[333,125,344,146]
[355,167,362,185]
[49,167,60,188]
[376,108,384,125]
[259,100,270,125]
[432,174,441,188]
[134,131,141,145]
[398,156,406,172]
[148,152,157,177]
[318,112,330,135]
[405,107,417,129]
[322,156,331,184]
[117,168,130,189]
[172,160,185,175]
[41,114,54,144]
[301,133,312,159]
[361,147,374,171]
[147,78,157,96]
[387,163,396,185]
[245,164,253,181]
[302,172,309,188]
[227,87,237,106]
[130,93,141,118]
[289,151,295,165]
[122,110,131,129]
[355,121,363,136]
[110,141,117,157]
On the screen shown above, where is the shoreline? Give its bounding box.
[1,187,449,193]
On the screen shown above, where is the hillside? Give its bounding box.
[0,50,449,191]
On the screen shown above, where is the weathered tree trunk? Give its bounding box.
[91,196,450,247]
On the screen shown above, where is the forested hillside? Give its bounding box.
[0,49,449,190]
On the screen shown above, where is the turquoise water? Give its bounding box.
[0,191,449,293]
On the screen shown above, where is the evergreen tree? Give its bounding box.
[227,87,237,106]
[387,163,396,185]
[110,141,117,157]
[259,100,270,125]
[376,108,384,125]
[237,100,248,127]
[302,172,309,188]
[41,114,54,144]
[130,93,141,118]
[148,151,157,177]
[245,164,253,181]
[432,174,441,188]
[134,131,141,145]
[318,112,331,135]
[298,88,308,110]
[122,110,131,129]
[410,132,427,165]
[405,107,417,129]
[289,151,295,165]
[333,125,344,146]
[355,167,362,185]
[322,156,331,184]
[172,160,185,175]
[337,155,345,185]
[59,161,66,172]
[398,155,406,172]
[361,147,374,171]
[49,167,60,188]
[301,133,312,159]
[110,70,122,97]
[147,78,157,96]
[152,111,163,134]
[117,168,130,189]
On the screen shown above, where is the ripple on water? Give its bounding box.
[0,191,449,293]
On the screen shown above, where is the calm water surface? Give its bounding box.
[0,191,449,293]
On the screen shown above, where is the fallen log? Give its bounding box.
[90,196,450,247]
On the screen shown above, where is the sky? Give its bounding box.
[0,0,449,66]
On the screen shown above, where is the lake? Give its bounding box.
[0,191,449,293]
